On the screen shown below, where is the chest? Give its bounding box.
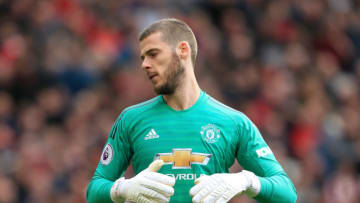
[128,115,238,174]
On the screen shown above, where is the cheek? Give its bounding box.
[156,58,171,75]
[157,55,170,66]
[157,67,168,81]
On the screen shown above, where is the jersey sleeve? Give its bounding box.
[87,113,132,203]
[236,114,297,203]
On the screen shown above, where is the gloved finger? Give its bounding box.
[191,187,213,203]
[190,184,201,197]
[214,196,231,203]
[141,187,171,203]
[194,174,208,185]
[202,192,220,203]
[146,160,164,172]
[203,185,228,203]
[134,195,152,203]
[214,197,228,203]
[141,179,175,197]
[213,187,238,203]
[190,176,210,197]
[144,172,175,186]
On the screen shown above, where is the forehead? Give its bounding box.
[140,32,171,54]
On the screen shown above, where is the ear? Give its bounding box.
[176,41,191,60]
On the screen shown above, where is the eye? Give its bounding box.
[149,52,157,58]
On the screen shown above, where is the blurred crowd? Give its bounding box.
[0,0,360,202]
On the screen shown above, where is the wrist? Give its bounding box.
[238,170,261,197]
[110,177,127,203]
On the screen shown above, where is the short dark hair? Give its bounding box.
[139,18,198,66]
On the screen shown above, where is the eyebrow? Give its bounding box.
[140,48,160,60]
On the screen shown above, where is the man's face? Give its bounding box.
[140,32,185,95]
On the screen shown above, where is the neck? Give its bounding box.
[163,72,201,110]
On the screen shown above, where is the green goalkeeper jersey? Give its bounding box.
[87,91,297,203]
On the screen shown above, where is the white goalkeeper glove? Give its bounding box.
[110,160,175,203]
[189,170,261,203]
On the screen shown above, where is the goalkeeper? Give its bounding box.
[87,18,297,203]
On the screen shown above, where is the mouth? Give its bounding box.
[148,73,158,80]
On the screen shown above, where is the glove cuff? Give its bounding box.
[110,177,127,203]
[239,170,261,197]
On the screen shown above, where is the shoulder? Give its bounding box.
[205,95,244,119]
[115,96,162,123]
[205,94,253,129]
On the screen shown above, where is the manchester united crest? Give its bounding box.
[200,124,221,143]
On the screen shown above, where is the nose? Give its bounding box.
[141,58,151,70]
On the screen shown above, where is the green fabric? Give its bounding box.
[87,91,297,203]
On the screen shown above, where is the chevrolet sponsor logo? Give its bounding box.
[165,173,205,180]
[155,148,211,169]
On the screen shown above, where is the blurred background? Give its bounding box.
[0,0,360,202]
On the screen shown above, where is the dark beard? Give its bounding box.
[154,53,185,95]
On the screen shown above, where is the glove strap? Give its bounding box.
[110,177,126,203]
[240,170,261,197]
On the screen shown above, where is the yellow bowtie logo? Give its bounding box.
[155,148,211,169]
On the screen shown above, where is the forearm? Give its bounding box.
[254,173,297,203]
[87,176,114,203]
